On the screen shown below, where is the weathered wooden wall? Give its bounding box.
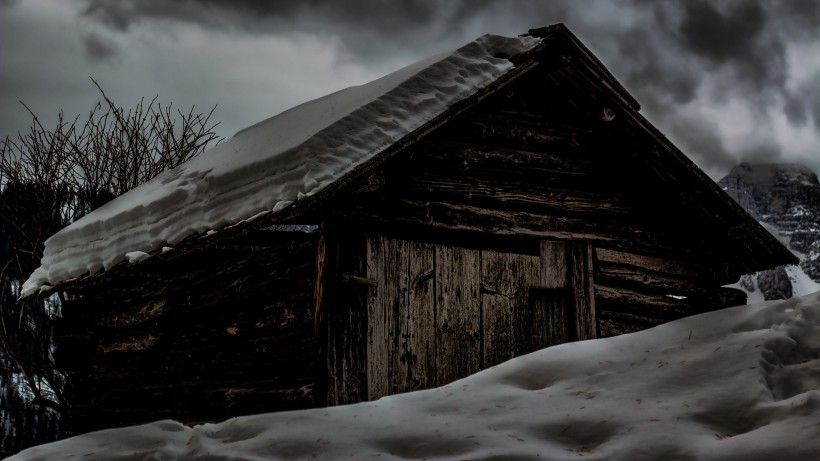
[322,63,747,339]
[324,232,595,403]
[331,65,749,284]
[320,224,369,407]
[56,229,319,433]
[593,247,747,336]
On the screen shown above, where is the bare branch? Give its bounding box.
[1,78,224,430]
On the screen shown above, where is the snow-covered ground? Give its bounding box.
[731,264,820,304]
[728,220,820,303]
[11,292,820,461]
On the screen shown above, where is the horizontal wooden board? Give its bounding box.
[56,231,321,433]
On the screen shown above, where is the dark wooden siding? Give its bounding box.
[593,248,746,336]
[56,230,319,433]
[321,224,369,407]
[325,234,594,403]
[324,64,746,340]
[331,65,747,285]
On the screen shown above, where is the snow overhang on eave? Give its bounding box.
[21,41,545,301]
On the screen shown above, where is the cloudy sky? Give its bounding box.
[2,0,818,179]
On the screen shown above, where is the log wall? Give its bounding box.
[332,66,748,286]
[325,65,748,344]
[593,247,747,337]
[56,230,319,434]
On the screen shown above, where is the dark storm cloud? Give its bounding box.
[679,1,767,62]
[739,143,785,165]
[78,0,520,62]
[778,0,820,37]
[82,0,195,31]
[678,0,787,97]
[610,26,699,105]
[82,0,486,34]
[64,0,820,174]
[813,84,820,130]
[82,32,119,62]
[595,0,819,172]
[664,111,738,173]
[783,91,809,126]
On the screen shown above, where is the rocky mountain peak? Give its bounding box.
[720,162,819,219]
[719,162,820,300]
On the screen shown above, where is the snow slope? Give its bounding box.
[21,34,539,298]
[728,221,820,302]
[11,292,820,461]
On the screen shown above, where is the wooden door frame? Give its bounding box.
[538,240,596,341]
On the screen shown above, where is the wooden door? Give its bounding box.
[531,241,597,348]
[364,237,594,401]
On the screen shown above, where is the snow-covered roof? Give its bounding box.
[21,24,797,298]
[21,34,540,298]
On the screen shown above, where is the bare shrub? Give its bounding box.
[0,78,223,443]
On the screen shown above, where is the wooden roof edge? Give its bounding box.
[24,221,321,301]
[242,25,797,274]
[259,60,542,224]
[523,26,797,271]
[29,25,796,299]
[519,25,796,272]
[611,95,799,270]
[523,24,641,113]
[27,57,543,299]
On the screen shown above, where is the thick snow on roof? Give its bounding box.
[21,34,539,298]
[11,292,820,460]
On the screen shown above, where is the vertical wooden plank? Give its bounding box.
[366,236,390,401]
[531,299,547,351]
[324,225,368,407]
[479,250,534,368]
[570,241,596,340]
[343,230,369,404]
[399,241,435,393]
[385,238,405,395]
[313,223,330,336]
[481,251,540,367]
[533,240,573,348]
[434,245,481,386]
[511,254,541,357]
[540,240,567,289]
[543,296,574,345]
[313,222,331,406]
[481,249,513,369]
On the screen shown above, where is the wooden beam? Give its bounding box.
[320,224,370,407]
[342,274,378,288]
[569,241,596,340]
[539,240,567,289]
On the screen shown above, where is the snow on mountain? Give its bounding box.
[21,33,539,298]
[10,292,820,461]
[720,163,820,300]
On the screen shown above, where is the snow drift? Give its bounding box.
[11,292,820,460]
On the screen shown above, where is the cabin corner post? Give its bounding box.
[570,241,596,340]
[313,221,331,407]
[537,240,596,343]
[315,221,369,407]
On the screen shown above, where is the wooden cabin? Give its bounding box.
[39,24,795,434]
